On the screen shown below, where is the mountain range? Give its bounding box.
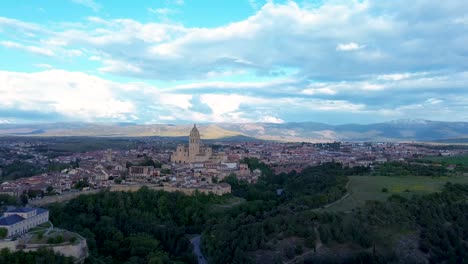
[1,119,468,143]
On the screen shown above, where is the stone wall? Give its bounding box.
[0,236,88,263]
[23,239,88,263]
[28,190,100,206]
[0,239,18,251]
[108,185,164,192]
[28,183,229,206]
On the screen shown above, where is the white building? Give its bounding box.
[0,207,49,237]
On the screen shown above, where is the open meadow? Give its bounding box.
[421,154,468,166]
[323,174,468,212]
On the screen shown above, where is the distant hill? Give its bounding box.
[1,119,468,142]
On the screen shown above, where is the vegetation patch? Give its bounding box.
[324,175,468,212]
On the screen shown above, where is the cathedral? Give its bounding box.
[171,124,213,163]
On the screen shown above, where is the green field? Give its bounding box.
[323,175,468,212]
[421,154,468,166]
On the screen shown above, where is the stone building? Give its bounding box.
[238,163,251,177]
[0,207,49,237]
[128,166,158,181]
[171,125,213,164]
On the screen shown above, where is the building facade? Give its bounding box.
[171,125,213,164]
[0,207,49,237]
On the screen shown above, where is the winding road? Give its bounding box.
[190,235,207,264]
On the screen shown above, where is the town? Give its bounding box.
[1,125,467,203]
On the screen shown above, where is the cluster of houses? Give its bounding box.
[2,127,467,200]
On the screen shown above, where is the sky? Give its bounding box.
[0,0,467,125]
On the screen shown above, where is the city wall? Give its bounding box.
[0,239,18,251]
[28,184,228,206]
[23,239,88,263]
[28,190,100,206]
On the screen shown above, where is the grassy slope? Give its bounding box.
[323,175,468,212]
[421,154,468,166]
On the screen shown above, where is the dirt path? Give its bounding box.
[316,178,353,211]
[284,225,323,264]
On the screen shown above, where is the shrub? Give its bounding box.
[0,228,7,239]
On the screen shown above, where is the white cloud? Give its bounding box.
[5,0,468,83]
[453,16,468,25]
[261,116,284,123]
[336,42,365,51]
[71,0,101,12]
[0,41,54,56]
[148,8,174,16]
[34,63,53,69]
[171,78,295,91]
[89,55,101,61]
[0,70,134,121]
[425,98,443,105]
[249,0,259,10]
[361,83,384,91]
[0,119,10,124]
[302,87,337,95]
[304,99,365,112]
[1,1,468,123]
[376,73,426,81]
[0,17,43,32]
[161,94,192,110]
[200,94,250,116]
[99,59,142,74]
[65,49,83,57]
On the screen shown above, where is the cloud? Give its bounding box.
[261,116,284,123]
[0,70,134,121]
[71,0,101,12]
[34,64,54,69]
[4,0,468,82]
[302,87,337,95]
[249,0,259,10]
[1,1,468,124]
[0,41,55,56]
[1,69,468,124]
[336,42,365,51]
[0,17,43,32]
[99,59,142,74]
[148,8,175,16]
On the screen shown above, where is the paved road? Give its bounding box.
[190,235,208,264]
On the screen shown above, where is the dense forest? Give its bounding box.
[48,189,227,263]
[203,181,468,263]
[46,162,364,263]
[37,160,468,263]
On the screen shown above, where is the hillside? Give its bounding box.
[2,119,468,142]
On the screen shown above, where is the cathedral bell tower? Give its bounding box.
[189,124,200,160]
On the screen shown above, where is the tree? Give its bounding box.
[0,228,7,239]
[0,194,18,207]
[20,193,28,206]
[46,186,55,195]
[74,178,90,190]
